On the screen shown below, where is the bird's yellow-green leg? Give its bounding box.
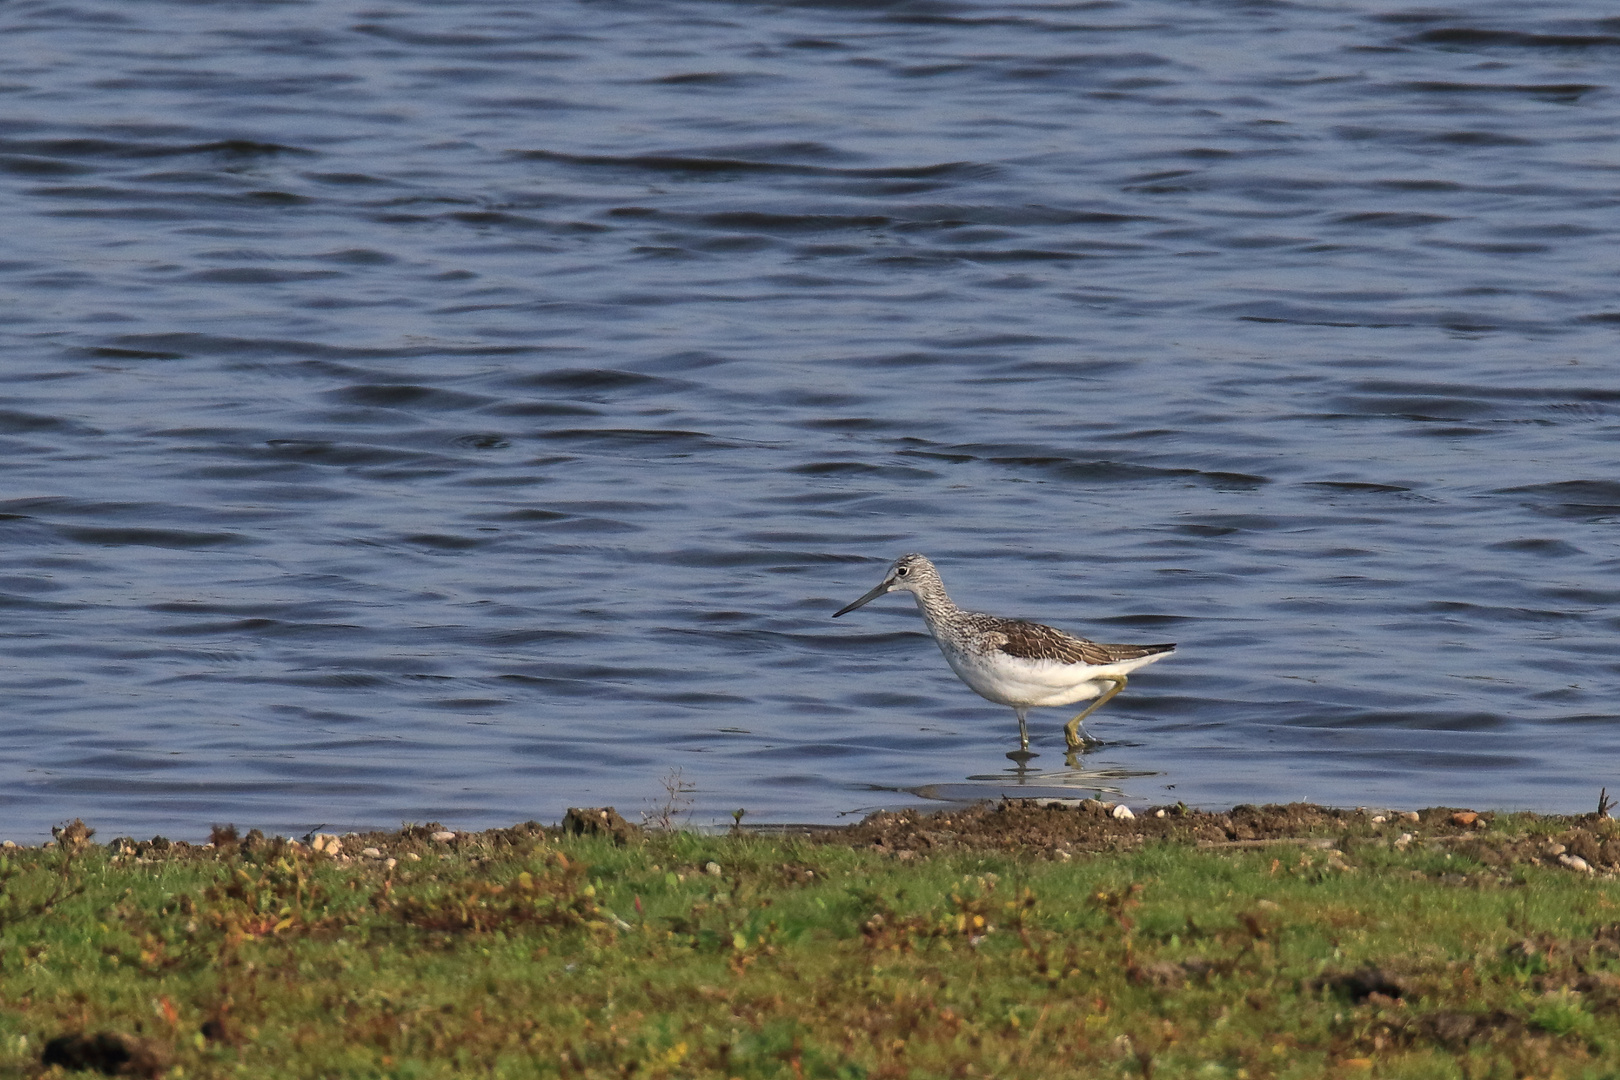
[1064,676,1127,749]
[1007,706,1038,762]
[1016,707,1031,752]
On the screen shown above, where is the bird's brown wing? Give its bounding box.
[992,619,1174,666]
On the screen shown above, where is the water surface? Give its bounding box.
[3,0,1619,839]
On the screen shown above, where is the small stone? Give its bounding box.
[704,861,722,876]
[1545,842,1567,856]
[406,852,421,861]
[1399,811,1420,823]
[312,834,342,856]
[361,847,382,858]
[384,858,397,870]
[1558,853,1593,874]
[1,840,14,849]
[1112,805,1135,821]
[1451,811,1478,827]
[1154,809,1167,818]
[430,831,456,843]
[1394,833,1414,850]
[1370,815,1387,825]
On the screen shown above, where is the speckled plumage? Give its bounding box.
[965,615,1172,667]
[833,553,1175,757]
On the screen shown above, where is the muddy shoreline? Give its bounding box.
[36,797,1620,878]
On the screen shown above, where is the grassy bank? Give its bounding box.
[6,801,1620,1078]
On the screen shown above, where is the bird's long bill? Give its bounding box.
[832,579,890,618]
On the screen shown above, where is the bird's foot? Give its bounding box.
[1064,740,1101,761]
[1065,727,1102,753]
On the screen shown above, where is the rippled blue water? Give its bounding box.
[3,0,1619,840]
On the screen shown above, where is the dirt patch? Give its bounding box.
[1313,966,1412,1003]
[41,1031,168,1077]
[100,820,554,864]
[561,806,639,845]
[767,798,1620,873]
[814,799,1357,856]
[62,798,1620,875]
[1351,1009,1532,1054]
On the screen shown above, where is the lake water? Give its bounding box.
[3,0,1619,841]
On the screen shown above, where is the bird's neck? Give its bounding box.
[908,579,960,628]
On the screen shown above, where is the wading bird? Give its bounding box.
[833,554,1174,761]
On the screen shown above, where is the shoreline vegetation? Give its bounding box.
[7,798,1620,1078]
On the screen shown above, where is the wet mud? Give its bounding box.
[791,798,1620,872]
[71,798,1620,879]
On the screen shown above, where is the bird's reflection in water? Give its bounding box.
[891,743,1157,808]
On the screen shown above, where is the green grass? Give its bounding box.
[5,817,1620,1078]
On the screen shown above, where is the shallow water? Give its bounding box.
[3,0,1619,839]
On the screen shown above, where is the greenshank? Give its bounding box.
[833,553,1175,760]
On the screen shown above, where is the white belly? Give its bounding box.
[934,639,1166,708]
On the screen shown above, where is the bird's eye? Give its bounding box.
[896,566,909,576]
